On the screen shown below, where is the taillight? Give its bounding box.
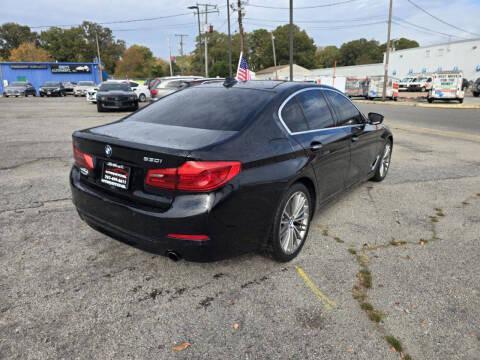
[73,145,94,171]
[145,161,241,192]
[150,89,158,96]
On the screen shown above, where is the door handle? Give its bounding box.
[310,141,323,151]
[351,135,359,142]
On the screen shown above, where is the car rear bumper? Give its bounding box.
[98,100,137,109]
[70,166,260,261]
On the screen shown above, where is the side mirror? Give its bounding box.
[368,112,384,125]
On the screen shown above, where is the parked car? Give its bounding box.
[62,81,76,95]
[427,71,465,103]
[150,76,204,99]
[408,76,432,92]
[96,81,138,112]
[39,82,66,97]
[86,87,98,103]
[70,80,393,262]
[398,77,414,91]
[472,78,480,97]
[127,81,151,102]
[3,82,36,97]
[74,81,96,96]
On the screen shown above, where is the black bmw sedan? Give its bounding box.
[71,80,392,262]
[96,82,139,112]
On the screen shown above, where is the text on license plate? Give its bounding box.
[101,162,130,190]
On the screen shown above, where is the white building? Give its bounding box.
[387,38,480,81]
[310,63,383,79]
[255,64,312,81]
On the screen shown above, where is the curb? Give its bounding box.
[353,99,480,109]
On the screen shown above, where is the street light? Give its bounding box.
[188,5,203,76]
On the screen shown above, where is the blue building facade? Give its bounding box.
[0,62,101,94]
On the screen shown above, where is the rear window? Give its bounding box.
[78,81,94,86]
[128,87,273,131]
[99,83,131,91]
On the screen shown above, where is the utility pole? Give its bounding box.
[237,0,245,53]
[168,38,174,76]
[95,32,103,82]
[289,0,293,81]
[271,33,278,80]
[175,34,188,56]
[195,3,218,77]
[227,0,232,77]
[382,0,393,101]
[188,5,203,76]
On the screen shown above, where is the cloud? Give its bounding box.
[1,0,479,58]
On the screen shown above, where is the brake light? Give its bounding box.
[145,161,241,192]
[73,145,94,170]
[150,89,158,96]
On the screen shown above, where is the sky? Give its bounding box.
[2,0,480,59]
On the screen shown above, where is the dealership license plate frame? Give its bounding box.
[100,161,131,190]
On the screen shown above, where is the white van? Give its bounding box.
[427,71,465,103]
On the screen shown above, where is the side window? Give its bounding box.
[324,92,364,126]
[296,90,335,130]
[129,82,138,88]
[281,98,309,133]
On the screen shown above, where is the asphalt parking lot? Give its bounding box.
[1,96,479,360]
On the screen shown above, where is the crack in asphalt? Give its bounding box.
[0,156,67,171]
[316,194,480,359]
[0,197,72,215]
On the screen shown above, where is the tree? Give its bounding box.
[382,37,419,51]
[114,45,156,78]
[315,46,340,68]
[0,23,37,59]
[248,29,273,71]
[270,25,316,69]
[8,42,52,61]
[39,22,125,74]
[339,38,383,66]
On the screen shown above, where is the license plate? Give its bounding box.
[101,161,131,190]
[47,92,51,95]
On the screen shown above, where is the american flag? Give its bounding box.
[236,52,251,81]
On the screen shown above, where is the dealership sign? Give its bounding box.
[10,64,48,69]
[51,64,91,73]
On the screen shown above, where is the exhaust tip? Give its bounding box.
[166,251,181,262]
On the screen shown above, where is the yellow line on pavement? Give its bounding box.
[295,266,336,310]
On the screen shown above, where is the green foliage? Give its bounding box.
[114,45,155,78]
[315,46,340,68]
[270,25,316,68]
[39,21,125,73]
[381,37,420,51]
[0,23,37,59]
[339,38,383,66]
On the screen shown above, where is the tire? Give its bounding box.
[473,92,479,97]
[427,98,434,104]
[458,98,464,104]
[97,103,105,112]
[131,102,139,111]
[269,183,313,262]
[138,93,146,102]
[421,87,426,92]
[371,140,392,182]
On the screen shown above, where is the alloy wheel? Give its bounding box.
[279,191,310,255]
[379,143,391,178]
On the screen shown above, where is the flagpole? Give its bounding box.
[235,51,243,80]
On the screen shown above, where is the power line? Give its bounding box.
[243,20,386,30]
[406,0,480,37]
[110,22,196,32]
[29,12,192,29]
[244,15,386,24]
[393,17,467,40]
[247,0,361,10]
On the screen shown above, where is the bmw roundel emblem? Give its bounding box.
[105,145,112,157]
